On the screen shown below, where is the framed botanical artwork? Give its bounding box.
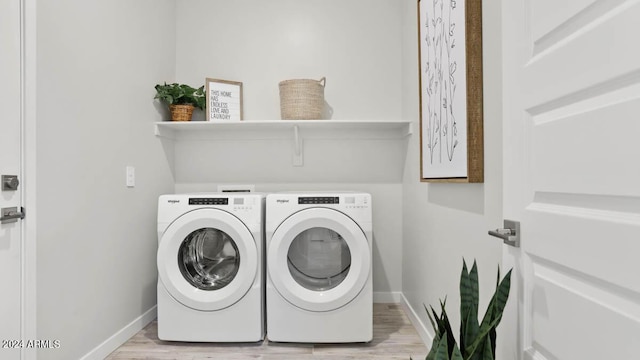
[417,0,484,183]
[205,78,243,121]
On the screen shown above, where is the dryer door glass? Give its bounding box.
[178,228,240,291]
[287,227,351,291]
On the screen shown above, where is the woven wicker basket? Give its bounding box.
[279,77,326,120]
[169,104,194,121]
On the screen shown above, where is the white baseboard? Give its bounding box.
[373,291,402,303]
[400,293,433,348]
[80,306,157,360]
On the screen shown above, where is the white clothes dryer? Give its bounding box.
[265,192,372,343]
[157,193,265,342]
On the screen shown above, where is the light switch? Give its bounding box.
[126,166,135,187]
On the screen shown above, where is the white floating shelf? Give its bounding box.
[154,120,413,140]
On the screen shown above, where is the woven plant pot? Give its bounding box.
[279,77,326,120]
[169,104,195,121]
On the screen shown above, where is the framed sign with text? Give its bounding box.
[206,78,243,121]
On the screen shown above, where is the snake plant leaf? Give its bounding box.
[427,304,446,356]
[471,331,493,360]
[460,259,471,350]
[439,300,456,356]
[434,334,449,360]
[468,300,494,360]
[464,315,502,360]
[489,327,497,360]
[488,264,501,357]
[461,260,480,353]
[451,343,464,360]
[430,305,444,337]
[426,304,438,334]
[493,269,512,322]
[426,335,441,360]
[478,296,495,333]
[479,269,511,330]
[469,261,479,312]
[434,298,449,333]
[462,300,479,357]
[481,334,493,360]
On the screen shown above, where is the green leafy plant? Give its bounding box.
[420,260,512,360]
[154,82,205,110]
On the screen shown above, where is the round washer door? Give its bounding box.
[268,207,370,312]
[158,208,258,311]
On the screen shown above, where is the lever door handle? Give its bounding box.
[488,228,513,240]
[488,219,520,247]
[1,207,25,224]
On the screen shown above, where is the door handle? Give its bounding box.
[488,219,520,247]
[1,207,25,224]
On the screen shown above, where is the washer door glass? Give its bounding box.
[178,228,240,291]
[287,227,351,291]
[267,207,370,312]
[158,208,258,311]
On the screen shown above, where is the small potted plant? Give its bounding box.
[154,82,206,121]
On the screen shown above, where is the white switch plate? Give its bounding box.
[126,166,135,187]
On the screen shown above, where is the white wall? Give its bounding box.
[175,0,403,121]
[172,0,405,296]
[35,1,175,359]
[400,0,503,341]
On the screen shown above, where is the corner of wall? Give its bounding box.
[399,0,503,349]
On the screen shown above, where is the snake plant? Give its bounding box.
[419,260,512,360]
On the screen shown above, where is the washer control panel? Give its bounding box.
[189,197,229,205]
[232,197,257,211]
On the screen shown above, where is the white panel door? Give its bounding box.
[500,0,640,359]
[0,0,23,359]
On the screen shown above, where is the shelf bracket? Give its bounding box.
[405,122,414,137]
[154,123,176,139]
[292,125,303,166]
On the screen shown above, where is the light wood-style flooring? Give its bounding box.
[107,303,428,359]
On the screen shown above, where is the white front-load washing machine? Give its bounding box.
[157,193,265,342]
[265,192,372,343]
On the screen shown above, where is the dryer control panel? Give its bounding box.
[298,196,339,204]
[293,195,369,209]
[343,195,370,209]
